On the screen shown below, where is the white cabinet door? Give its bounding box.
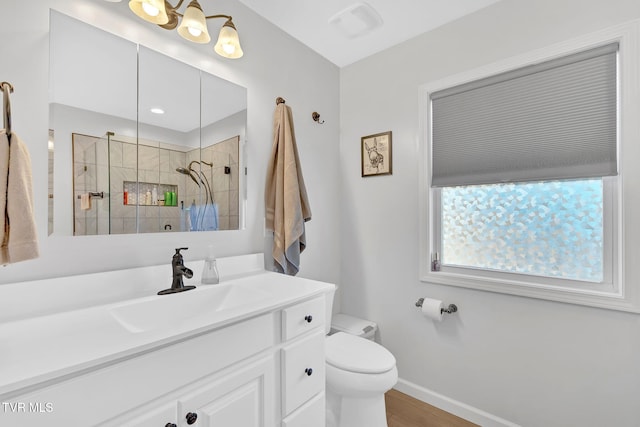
[178,355,275,427]
[101,401,177,427]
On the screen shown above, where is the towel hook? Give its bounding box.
[311,112,324,124]
[276,96,286,105]
[1,81,13,136]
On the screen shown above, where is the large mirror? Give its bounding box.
[49,11,247,236]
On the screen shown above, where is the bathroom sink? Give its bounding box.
[110,284,271,333]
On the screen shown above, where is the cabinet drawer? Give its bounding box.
[282,296,325,341]
[281,392,324,427]
[281,330,325,415]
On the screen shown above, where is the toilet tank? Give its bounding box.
[330,313,377,340]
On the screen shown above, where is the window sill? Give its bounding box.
[419,268,639,313]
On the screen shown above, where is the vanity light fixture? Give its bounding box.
[128,0,244,59]
[150,107,165,114]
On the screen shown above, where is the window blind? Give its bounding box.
[430,43,618,187]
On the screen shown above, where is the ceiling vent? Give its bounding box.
[328,2,383,39]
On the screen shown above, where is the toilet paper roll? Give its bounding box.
[421,298,444,322]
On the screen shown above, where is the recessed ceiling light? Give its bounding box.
[328,2,383,39]
[150,107,165,114]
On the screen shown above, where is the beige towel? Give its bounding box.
[265,103,311,275]
[81,193,91,210]
[1,130,39,265]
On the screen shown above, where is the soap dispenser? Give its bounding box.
[201,245,220,284]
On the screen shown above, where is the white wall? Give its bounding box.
[339,0,640,426]
[0,0,340,286]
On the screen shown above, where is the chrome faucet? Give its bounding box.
[158,247,196,295]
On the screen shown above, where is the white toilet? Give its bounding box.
[324,288,398,427]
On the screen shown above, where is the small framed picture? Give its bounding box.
[361,131,392,177]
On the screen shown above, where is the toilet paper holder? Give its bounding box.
[415,298,458,314]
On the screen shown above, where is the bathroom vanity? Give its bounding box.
[0,254,333,426]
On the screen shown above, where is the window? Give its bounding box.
[435,178,613,292]
[419,23,640,312]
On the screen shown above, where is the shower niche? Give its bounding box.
[122,182,178,207]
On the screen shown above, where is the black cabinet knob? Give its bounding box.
[305,368,313,376]
[186,412,198,425]
[304,315,313,323]
[165,424,177,427]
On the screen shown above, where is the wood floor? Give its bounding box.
[385,389,479,427]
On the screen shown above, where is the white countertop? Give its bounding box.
[0,262,334,397]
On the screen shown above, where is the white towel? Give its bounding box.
[1,130,39,265]
[265,103,311,275]
[81,193,91,210]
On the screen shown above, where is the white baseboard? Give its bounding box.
[393,378,520,427]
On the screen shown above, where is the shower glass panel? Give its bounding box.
[175,136,238,231]
[107,133,138,234]
[204,136,239,230]
[110,133,188,234]
[72,133,110,236]
[136,139,185,233]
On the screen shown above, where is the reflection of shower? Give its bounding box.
[175,167,200,186]
[176,160,215,230]
[188,160,214,205]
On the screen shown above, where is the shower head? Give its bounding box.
[176,167,201,186]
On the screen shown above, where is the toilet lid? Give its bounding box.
[325,332,396,374]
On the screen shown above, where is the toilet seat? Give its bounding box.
[326,332,396,374]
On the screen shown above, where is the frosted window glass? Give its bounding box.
[441,179,603,282]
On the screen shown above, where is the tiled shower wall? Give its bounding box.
[72,133,109,235]
[73,134,186,234]
[114,140,186,234]
[73,133,239,235]
[184,135,240,230]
